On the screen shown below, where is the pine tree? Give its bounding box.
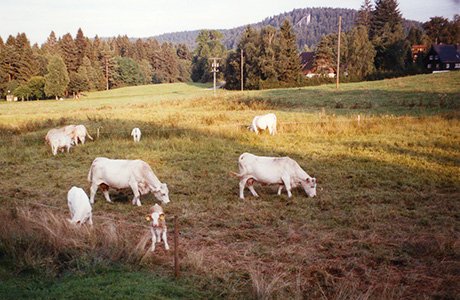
[75,28,88,70]
[15,33,38,83]
[44,55,69,99]
[239,26,261,89]
[370,0,406,72]
[258,26,278,87]
[346,26,376,79]
[355,0,373,31]
[60,33,78,73]
[160,42,180,83]
[101,45,117,90]
[4,36,19,82]
[313,34,336,76]
[276,20,301,86]
[42,31,59,56]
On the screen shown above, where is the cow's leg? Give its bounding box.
[150,228,156,251]
[246,178,259,197]
[238,177,250,199]
[281,176,292,197]
[129,181,142,206]
[89,183,98,204]
[277,185,284,195]
[100,183,112,203]
[162,231,169,250]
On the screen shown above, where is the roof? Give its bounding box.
[299,52,315,74]
[432,45,460,63]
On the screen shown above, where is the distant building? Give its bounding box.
[411,45,427,62]
[299,52,335,78]
[300,52,316,77]
[423,44,460,72]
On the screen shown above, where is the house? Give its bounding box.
[423,44,460,72]
[300,52,316,77]
[300,52,335,78]
[411,45,427,62]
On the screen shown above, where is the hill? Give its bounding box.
[148,7,422,50]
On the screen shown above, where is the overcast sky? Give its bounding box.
[1,0,459,45]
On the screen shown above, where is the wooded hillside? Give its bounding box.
[149,7,421,50]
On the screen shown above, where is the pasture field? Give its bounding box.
[0,72,459,299]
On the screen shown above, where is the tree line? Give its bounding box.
[1,0,460,99]
[0,30,192,100]
[218,0,460,89]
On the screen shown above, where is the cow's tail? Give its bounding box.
[86,130,94,140]
[87,165,93,182]
[229,171,243,178]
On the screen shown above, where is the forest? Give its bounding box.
[0,1,459,99]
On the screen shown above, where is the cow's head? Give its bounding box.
[152,183,170,204]
[302,177,317,198]
[146,211,165,227]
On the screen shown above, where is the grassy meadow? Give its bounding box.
[0,72,459,299]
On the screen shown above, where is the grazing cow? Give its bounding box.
[87,157,170,206]
[146,204,169,251]
[50,133,72,155]
[74,125,93,145]
[45,125,76,145]
[249,113,277,135]
[131,128,141,142]
[230,153,317,199]
[67,186,93,226]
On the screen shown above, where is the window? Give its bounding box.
[427,64,432,69]
[435,55,439,60]
[446,64,450,69]
[436,64,440,69]
[429,55,433,60]
[455,63,460,69]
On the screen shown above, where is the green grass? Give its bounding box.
[1,72,459,299]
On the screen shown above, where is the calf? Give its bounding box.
[50,133,72,155]
[146,204,169,251]
[67,186,93,226]
[131,128,141,142]
[230,152,317,199]
[249,113,277,135]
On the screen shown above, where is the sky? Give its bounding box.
[1,0,459,45]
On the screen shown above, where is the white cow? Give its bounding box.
[87,157,170,206]
[50,133,72,155]
[131,128,141,142]
[230,153,317,199]
[249,113,277,135]
[74,125,93,145]
[45,125,76,145]
[67,186,93,226]
[146,204,169,252]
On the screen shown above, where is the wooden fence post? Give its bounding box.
[174,215,179,278]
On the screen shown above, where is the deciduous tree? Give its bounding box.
[44,55,69,99]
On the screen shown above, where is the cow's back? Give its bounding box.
[238,153,294,180]
[88,158,151,189]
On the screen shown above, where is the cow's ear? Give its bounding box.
[145,215,151,221]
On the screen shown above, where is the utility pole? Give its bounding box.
[210,58,220,95]
[336,16,341,89]
[240,50,244,92]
